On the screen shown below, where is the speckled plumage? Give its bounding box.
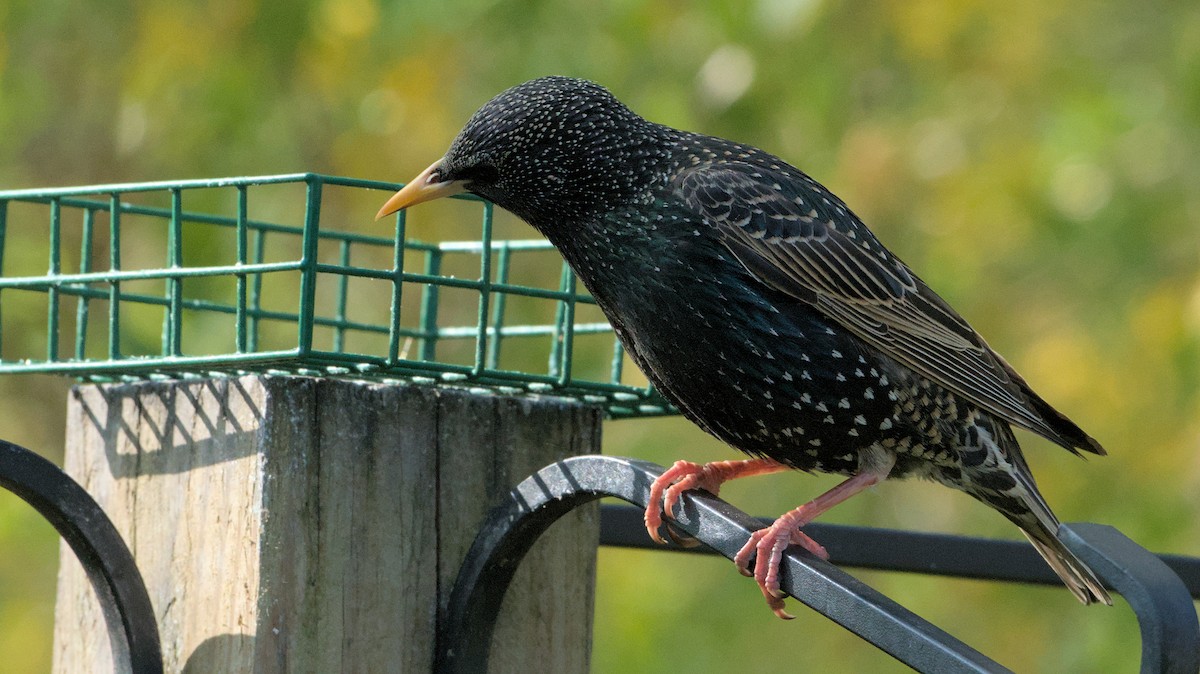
[382,76,1111,613]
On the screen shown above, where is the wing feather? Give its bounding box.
[675,162,1091,451]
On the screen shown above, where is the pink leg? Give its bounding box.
[644,458,789,544]
[734,463,893,619]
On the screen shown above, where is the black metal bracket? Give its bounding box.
[439,455,1200,674]
[0,439,162,674]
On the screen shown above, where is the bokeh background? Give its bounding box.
[2,1,1199,671]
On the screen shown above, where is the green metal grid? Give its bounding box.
[0,173,673,418]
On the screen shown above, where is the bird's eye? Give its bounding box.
[457,164,500,185]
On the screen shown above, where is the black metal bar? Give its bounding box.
[439,455,1012,674]
[0,440,162,674]
[599,503,1200,597]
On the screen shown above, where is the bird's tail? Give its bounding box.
[1012,510,1111,605]
[966,422,1112,605]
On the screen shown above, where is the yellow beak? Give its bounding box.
[375,157,468,220]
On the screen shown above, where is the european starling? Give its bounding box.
[378,76,1112,617]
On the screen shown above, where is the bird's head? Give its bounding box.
[376,76,665,230]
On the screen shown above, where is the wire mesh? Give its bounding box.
[0,174,672,418]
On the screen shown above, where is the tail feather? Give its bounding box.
[969,420,1111,605]
[1003,447,1112,604]
[1017,519,1111,605]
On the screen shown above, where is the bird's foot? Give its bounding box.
[644,458,788,544]
[729,462,894,619]
[732,506,828,620]
[644,460,709,544]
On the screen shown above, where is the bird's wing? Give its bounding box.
[675,162,1090,452]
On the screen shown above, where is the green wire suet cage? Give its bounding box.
[0,174,672,418]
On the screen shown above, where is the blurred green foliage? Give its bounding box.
[2,0,1198,672]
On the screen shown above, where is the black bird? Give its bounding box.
[377,76,1111,617]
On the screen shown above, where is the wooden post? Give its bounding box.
[52,376,601,673]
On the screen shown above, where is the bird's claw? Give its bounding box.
[734,515,828,619]
[768,597,795,620]
[665,524,702,547]
[645,458,789,545]
[643,460,710,544]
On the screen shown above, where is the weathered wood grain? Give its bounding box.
[53,376,601,673]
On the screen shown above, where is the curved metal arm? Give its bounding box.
[1060,524,1200,674]
[439,455,1009,673]
[0,439,162,674]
